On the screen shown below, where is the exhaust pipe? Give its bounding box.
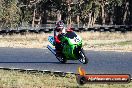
[47,45,56,55]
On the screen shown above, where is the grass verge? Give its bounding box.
[0,32,131,51]
[0,69,131,88]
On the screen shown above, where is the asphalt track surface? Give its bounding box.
[0,48,132,75]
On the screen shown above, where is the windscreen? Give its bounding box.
[65,32,77,39]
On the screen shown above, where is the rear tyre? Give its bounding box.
[78,49,88,64]
[56,56,67,64]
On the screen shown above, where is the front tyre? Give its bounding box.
[79,49,88,64]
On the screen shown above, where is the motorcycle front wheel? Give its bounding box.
[78,49,88,64]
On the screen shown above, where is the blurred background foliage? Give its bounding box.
[0,0,132,28]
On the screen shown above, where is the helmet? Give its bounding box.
[56,20,64,32]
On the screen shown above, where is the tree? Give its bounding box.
[129,0,132,24]
[0,0,21,28]
[74,0,100,27]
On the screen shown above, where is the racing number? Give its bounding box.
[74,37,80,43]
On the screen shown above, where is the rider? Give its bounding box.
[54,20,66,56]
[54,20,73,56]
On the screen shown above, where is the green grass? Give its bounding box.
[92,40,132,46]
[115,41,132,46]
[0,69,131,88]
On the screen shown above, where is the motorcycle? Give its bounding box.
[47,30,88,64]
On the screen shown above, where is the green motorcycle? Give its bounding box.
[47,31,88,64]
